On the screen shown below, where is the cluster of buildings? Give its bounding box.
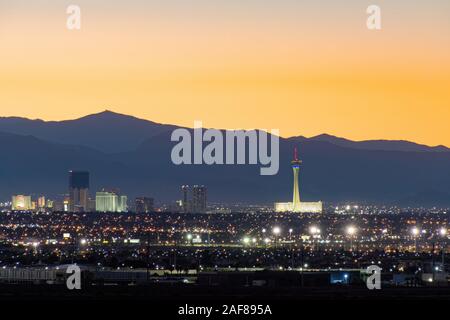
[11,194,53,211]
[66,171,131,213]
[8,171,209,214]
[180,185,207,213]
[10,170,154,214]
[8,146,317,215]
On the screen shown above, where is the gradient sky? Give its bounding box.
[1,0,450,146]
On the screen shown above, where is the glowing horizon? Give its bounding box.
[1,0,450,146]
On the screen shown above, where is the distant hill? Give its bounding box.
[1,111,450,206]
[0,111,178,153]
[293,133,450,153]
[1,111,448,154]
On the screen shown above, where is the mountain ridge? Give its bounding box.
[0,110,448,153]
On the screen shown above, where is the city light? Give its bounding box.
[272,227,281,235]
[346,226,356,236]
[411,227,419,236]
[309,226,321,235]
[439,228,447,236]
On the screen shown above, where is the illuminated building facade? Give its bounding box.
[11,195,32,211]
[96,191,127,212]
[38,196,46,209]
[274,147,322,213]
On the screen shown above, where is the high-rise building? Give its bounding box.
[38,196,46,209]
[119,195,128,212]
[181,185,207,213]
[192,185,207,213]
[46,199,54,209]
[69,171,89,212]
[96,191,127,212]
[11,195,32,211]
[181,185,190,213]
[135,197,154,213]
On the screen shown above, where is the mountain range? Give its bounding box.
[1,110,449,207]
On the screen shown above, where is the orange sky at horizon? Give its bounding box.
[1,1,450,147]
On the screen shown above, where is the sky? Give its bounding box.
[1,0,450,146]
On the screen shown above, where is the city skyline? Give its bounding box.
[1,110,450,206]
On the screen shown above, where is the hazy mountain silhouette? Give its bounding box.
[0,111,178,153]
[1,111,448,153]
[306,133,449,153]
[0,112,450,206]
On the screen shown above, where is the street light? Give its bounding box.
[346,226,356,251]
[273,227,281,248]
[309,226,321,235]
[309,226,321,251]
[346,226,356,236]
[186,233,193,245]
[439,227,447,268]
[411,227,419,253]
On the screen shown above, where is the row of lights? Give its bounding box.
[411,227,447,237]
[241,225,448,244]
[242,225,355,245]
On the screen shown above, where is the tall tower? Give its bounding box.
[69,171,90,212]
[181,185,190,213]
[192,185,207,213]
[291,147,302,211]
